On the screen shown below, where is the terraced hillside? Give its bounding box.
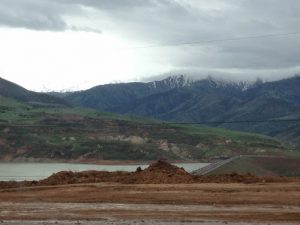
[0,96,298,162]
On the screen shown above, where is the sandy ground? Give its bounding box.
[0,182,300,224]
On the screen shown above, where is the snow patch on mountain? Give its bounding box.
[151,75,193,89]
[150,74,266,91]
[206,76,257,91]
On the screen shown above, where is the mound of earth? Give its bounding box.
[0,160,297,189]
[125,160,194,184]
[37,160,299,186]
[38,160,194,185]
[38,170,128,186]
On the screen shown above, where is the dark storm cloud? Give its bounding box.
[0,0,69,30]
[64,0,300,78]
[62,0,154,10]
[1,0,300,79]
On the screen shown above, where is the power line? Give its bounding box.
[166,119,300,125]
[0,118,299,129]
[123,31,300,50]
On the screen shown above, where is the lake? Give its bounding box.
[0,162,210,181]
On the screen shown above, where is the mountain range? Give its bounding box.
[57,75,300,145]
[1,75,300,147]
[2,76,297,162]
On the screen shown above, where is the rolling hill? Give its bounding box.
[0,95,297,162]
[0,77,68,106]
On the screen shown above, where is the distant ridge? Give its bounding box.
[0,77,69,106]
[60,74,300,144]
[0,76,298,162]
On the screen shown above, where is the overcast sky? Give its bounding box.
[1,0,300,91]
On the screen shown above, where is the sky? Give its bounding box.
[1,0,300,91]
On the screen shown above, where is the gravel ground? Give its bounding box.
[1,182,299,223]
[0,221,299,225]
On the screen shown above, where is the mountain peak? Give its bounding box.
[202,75,256,91]
[151,75,192,89]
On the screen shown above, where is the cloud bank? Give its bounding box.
[1,0,300,89]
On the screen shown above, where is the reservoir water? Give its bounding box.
[0,162,210,181]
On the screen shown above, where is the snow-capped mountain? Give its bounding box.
[60,74,300,144]
[150,75,193,89]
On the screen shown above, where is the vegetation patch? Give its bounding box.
[0,96,299,162]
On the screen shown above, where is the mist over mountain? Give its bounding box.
[143,70,300,85]
[61,74,300,144]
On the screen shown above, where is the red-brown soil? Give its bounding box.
[0,160,299,222]
[0,160,296,189]
[0,182,300,222]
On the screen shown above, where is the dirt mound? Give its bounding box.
[38,160,194,185]
[0,161,297,189]
[37,160,290,186]
[38,170,131,186]
[125,160,194,184]
[145,160,187,173]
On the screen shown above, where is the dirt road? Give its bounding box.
[1,220,297,225]
[0,182,299,223]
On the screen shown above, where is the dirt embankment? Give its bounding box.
[0,160,297,189]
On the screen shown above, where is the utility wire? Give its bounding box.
[165,118,300,125]
[122,31,300,50]
[0,118,300,129]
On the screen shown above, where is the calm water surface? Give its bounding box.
[0,162,210,181]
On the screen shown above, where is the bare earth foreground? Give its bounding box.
[0,161,299,225]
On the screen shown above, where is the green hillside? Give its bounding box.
[0,96,298,162]
[0,77,68,106]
